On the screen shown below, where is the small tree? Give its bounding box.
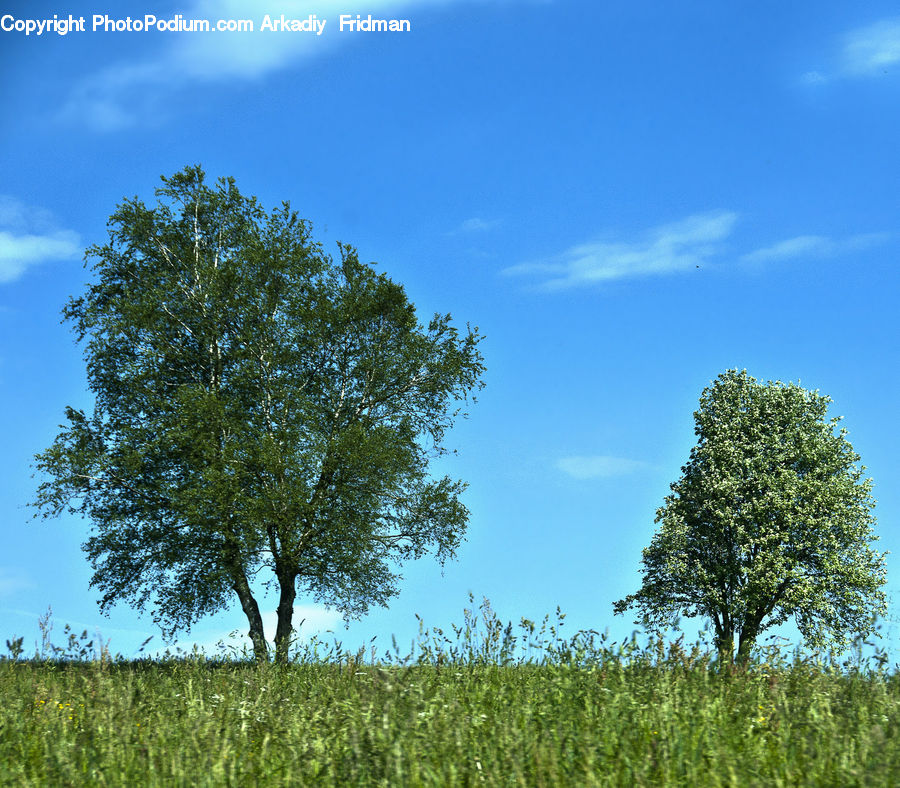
[32,166,485,663]
[614,369,886,665]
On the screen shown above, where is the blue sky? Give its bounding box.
[2,0,898,662]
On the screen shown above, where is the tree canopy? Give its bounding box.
[614,369,886,665]
[32,165,485,662]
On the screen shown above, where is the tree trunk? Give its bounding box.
[736,612,765,666]
[736,605,767,667]
[231,575,269,662]
[736,630,756,666]
[712,608,734,666]
[714,633,734,666]
[274,570,298,664]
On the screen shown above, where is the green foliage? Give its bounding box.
[31,165,485,662]
[615,369,887,664]
[3,604,900,787]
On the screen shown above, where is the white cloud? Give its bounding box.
[504,211,737,290]
[843,18,900,76]
[62,0,516,131]
[741,232,889,264]
[799,70,828,86]
[457,217,500,232]
[60,62,170,132]
[0,194,64,233]
[506,211,890,291]
[557,455,648,480]
[0,197,81,283]
[0,568,35,597]
[741,235,832,263]
[802,18,900,84]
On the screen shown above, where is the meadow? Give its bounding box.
[1,600,898,787]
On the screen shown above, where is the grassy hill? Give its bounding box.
[2,605,898,786]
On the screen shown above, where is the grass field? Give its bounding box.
[2,601,898,787]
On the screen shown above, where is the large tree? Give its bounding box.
[32,166,485,663]
[614,369,886,665]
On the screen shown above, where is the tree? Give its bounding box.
[32,166,485,663]
[613,369,886,666]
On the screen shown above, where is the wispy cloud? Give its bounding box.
[61,0,512,131]
[456,217,500,233]
[506,212,889,291]
[0,196,80,283]
[60,62,171,132]
[843,18,900,76]
[741,232,889,264]
[504,212,737,290]
[557,456,648,480]
[800,17,900,85]
[0,568,35,597]
[799,70,828,86]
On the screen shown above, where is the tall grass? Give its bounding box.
[1,598,898,786]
